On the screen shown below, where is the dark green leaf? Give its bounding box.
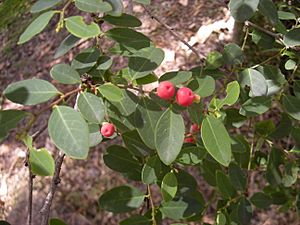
[71,48,100,74]
[142,155,161,184]
[98,83,123,101]
[237,197,252,225]
[159,71,192,85]
[161,172,178,202]
[65,16,101,39]
[225,108,247,128]
[258,0,278,25]
[49,218,68,225]
[128,47,164,80]
[77,92,105,124]
[176,146,206,165]
[155,109,185,165]
[74,0,112,13]
[29,148,55,176]
[228,162,246,191]
[188,102,204,125]
[18,11,56,44]
[110,90,138,116]
[103,13,142,27]
[50,63,81,84]
[251,29,275,49]
[122,130,153,156]
[120,215,151,225]
[283,28,300,47]
[266,148,283,186]
[240,96,271,116]
[269,113,292,139]
[250,192,272,209]
[223,43,243,65]
[48,106,89,159]
[282,95,300,120]
[54,34,80,59]
[229,0,259,22]
[216,170,236,199]
[254,120,275,137]
[31,0,61,13]
[135,73,158,85]
[4,79,59,105]
[99,186,145,213]
[201,115,232,166]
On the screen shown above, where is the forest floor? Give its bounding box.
[0,0,299,224]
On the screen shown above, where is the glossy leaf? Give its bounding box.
[187,76,215,97]
[65,16,101,39]
[250,192,272,209]
[161,172,178,202]
[142,155,161,184]
[155,109,185,165]
[29,148,55,176]
[240,96,271,116]
[4,79,59,105]
[99,186,145,213]
[282,95,300,120]
[77,92,105,124]
[239,68,267,97]
[74,0,112,13]
[129,47,164,80]
[103,13,142,27]
[135,97,162,149]
[98,83,123,101]
[30,0,61,13]
[54,34,80,59]
[283,28,300,47]
[50,63,81,84]
[18,11,56,44]
[229,0,259,22]
[48,106,89,159]
[201,115,232,166]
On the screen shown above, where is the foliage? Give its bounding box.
[1,0,300,224]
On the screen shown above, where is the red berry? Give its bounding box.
[191,124,200,133]
[176,87,195,107]
[184,137,195,143]
[100,123,115,137]
[157,81,175,100]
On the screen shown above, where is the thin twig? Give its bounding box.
[40,153,65,225]
[26,151,34,225]
[142,6,205,61]
[147,185,157,225]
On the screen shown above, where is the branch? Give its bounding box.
[26,151,34,225]
[142,6,205,62]
[40,153,65,225]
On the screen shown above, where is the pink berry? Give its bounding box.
[191,124,200,133]
[157,81,175,100]
[184,137,195,143]
[100,123,115,137]
[176,87,195,107]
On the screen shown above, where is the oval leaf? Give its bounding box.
[103,13,142,27]
[161,172,178,202]
[74,0,112,13]
[282,95,300,120]
[54,34,80,59]
[65,16,101,39]
[50,63,81,84]
[48,106,89,159]
[283,28,300,47]
[4,79,59,105]
[239,68,267,97]
[142,155,161,184]
[155,109,185,165]
[201,115,232,166]
[104,0,124,16]
[98,83,123,101]
[229,0,259,22]
[30,0,61,13]
[29,148,55,176]
[187,76,215,97]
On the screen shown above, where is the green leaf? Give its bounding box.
[251,29,275,49]
[71,48,100,74]
[129,47,164,80]
[161,172,178,202]
[18,10,56,44]
[229,0,259,22]
[250,192,272,209]
[30,0,61,13]
[0,110,28,141]
[65,16,101,39]
[285,59,296,70]
[240,96,271,116]
[258,0,278,25]
[201,115,232,166]
[215,81,240,108]
[105,28,151,52]
[98,83,123,101]
[49,218,68,225]
[4,79,59,105]
[29,148,55,176]
[48,106,89,159]
[254,120,275,137]
[99,186,145,213]
[269,113,292,139]
[50,63,81,84]
[216,170,236,199]
[103,145,142,175]
[228,162,246,191]
[135,97,163,149]
[205,51,224,69]
[74,0,112,13]
[135,73,158,85]
[54,34,80,59]
[239,68,267,97]
[134,0,151,5]
[155,108,185,165]
[176,146,206,165]
[142,155,161,184]
[187,76,215,97]
[223,43,244,65]
[282,162,299,187]
[122,130,153,157]
[283,28,300,47]
[104,0,124,16]
[237,197,252,225]
[77,92,105,124]
[278,11,296,20]
[159,71,192,85]
[88,124,102,147]
[120,215,151,225]
[188,102,204,124]
[282,95,300,120]
[266,148,283,186]
[103,13,142,27]
[293,80,300,99]
[225,108,247,128]
[110,90,138,116]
